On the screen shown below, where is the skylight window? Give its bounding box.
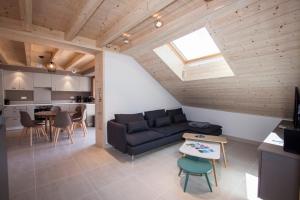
[171,27,221,62]
[153,26,234,81]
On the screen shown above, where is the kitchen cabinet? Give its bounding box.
[86,104,95,127]
[3,71,19,90]
[3,71,33,90]
[80,77,91,92]
[33,73,52,88]
[3,106,27,130]
[52,75,80,91]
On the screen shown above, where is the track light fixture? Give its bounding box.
[153,13,163,28]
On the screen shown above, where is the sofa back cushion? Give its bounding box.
[155,116,171,127]
[144,109,167,127]
[115,113,144,125]
[173,114,187,124]
[166,108,183,122]
[127,120,149,133]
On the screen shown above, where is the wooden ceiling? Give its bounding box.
[0,0,174,73]
[0,0,299,117]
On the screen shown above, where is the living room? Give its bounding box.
[0,0,299,200]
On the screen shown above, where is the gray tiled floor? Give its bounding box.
[6,128,261,200]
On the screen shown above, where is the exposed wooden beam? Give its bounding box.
[64,54,86,70]
[0,47,9,65]
[0,26,101,55]
[78,60,95,72]
[94,52,104,147]
[50,49,64,62]
[65,0,105,41]
[81,66,94,75]
[0,16,102,54]
[96,0,176,47]
[18,0,32,31]
[24,42,31,66]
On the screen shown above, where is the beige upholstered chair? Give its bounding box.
[53,111,74,145]
[72,106,88,136]
[20,111,48,146]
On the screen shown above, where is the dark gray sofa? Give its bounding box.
[107,108,222,157]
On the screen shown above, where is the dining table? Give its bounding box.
[34,111,75,141]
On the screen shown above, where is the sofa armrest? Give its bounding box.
[107,120,128,153]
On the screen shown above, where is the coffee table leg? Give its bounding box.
[211,159,218,186]
[221,143,227,168]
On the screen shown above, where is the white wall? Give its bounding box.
[183,106,282,142]
[103,51,181,139]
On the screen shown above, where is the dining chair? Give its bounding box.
[20,111,49,146]
[51,106,61,113]
[53,111,74,145]
[71,106,88,136]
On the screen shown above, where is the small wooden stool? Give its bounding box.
[177,156,213,192]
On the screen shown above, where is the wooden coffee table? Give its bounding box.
[183,133,228,167]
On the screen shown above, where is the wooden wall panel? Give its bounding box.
[126,0,300,118]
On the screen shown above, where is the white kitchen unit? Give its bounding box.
[33,73,52,88]
[52,75,80,91]
[3,106,27,130]
[79,77,91,92]
[3,71,33,90]
[86,103,95,126]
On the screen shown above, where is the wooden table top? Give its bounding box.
[183,133,228,144]
[35,111,75,117]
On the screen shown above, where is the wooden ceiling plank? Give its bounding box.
[96,0,176,47]
[65,0,105,41]
[18,0,32,31]
[64,54,86,70]
[24,42,31,66]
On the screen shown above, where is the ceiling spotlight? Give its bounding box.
[155,19,163,28]
[72,69,77,74]
[123,38,130,44]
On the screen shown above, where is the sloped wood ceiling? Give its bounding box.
[116,0,300,118]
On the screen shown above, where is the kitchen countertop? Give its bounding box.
[3,102,95,107]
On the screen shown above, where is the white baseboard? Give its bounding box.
[224,134,261,146]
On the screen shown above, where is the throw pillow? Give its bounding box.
[173,114,187,123]
[127,120,149,133]
[155,116,171,127]
[166,108,183,122]
[144,109,167,127]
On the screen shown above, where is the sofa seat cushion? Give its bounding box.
[152,123,189,136]
[126,130,164,146]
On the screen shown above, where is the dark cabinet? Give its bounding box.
[0,116,9,200]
